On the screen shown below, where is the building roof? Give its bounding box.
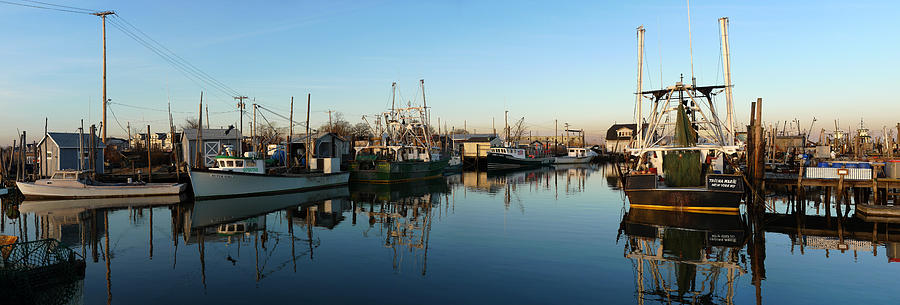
[289,132,347,143]
[182,128,242,141]
[605,123,649,140]
[451,133,498,142]
[45,132,106,149]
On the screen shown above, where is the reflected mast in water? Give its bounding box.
[621,208,748,304]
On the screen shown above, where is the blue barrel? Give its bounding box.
[845,163,858,168]
[858,163,872,169]
[817,162,829,168]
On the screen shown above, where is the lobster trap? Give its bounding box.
[0,238,86,305]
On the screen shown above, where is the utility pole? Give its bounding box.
[288,96,293,168]
[234,96,247,154]
[306,93,311,164]
[554,119,558,153]
[327,110,334,132]
[93,11,115,145]
[252,103,257,155]
[205,104,210,129]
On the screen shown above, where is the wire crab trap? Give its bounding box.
[0,238,86,305]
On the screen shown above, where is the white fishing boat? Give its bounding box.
[553,147,598,164]
[188,155,349,200]
[16,170,186,200]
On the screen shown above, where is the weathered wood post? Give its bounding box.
[288,96,294,168]
[196,92,204,169]
[147,125,152,183]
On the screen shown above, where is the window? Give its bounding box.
[227,160,235,167]
[246,160,256,167]
[617,129,633,138]
[63,172,76,180]
[235,160,243,167]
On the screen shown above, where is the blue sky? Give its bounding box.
[1,0,898,144]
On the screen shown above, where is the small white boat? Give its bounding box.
[189,155,349,200]
[554,147,598,164]
[16,170,186,200]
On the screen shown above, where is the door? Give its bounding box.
[204,141,220,167]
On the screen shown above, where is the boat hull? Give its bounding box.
[349,159,448,183]
[553,156,593,164]
[486,153,548,171]
[16,181,185,200]
[189,169,350,200]
[624,173,744,214]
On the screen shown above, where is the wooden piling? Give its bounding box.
[288,96,294,168]
[196,92,204,169]
[147,125,152,183]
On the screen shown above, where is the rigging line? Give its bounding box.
[19,0,94,12]
[255,105,310,128]
[110,15,237,97]
[106,18,239,101]
[109,102,194,114]
[106,105,130,135]
[112,15,241,97]
[0,0,94,14]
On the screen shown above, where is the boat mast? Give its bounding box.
[635,25,645,152]
[719,17,735,146]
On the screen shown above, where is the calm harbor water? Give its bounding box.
[1,164,897,304]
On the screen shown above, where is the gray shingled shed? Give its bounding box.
[37,132,106,176]
[181,128,243,167]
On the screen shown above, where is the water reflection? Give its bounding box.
[1,164,899,304]
[350,179,450,275]
[620,209,749,305]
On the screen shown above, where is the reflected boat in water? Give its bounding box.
[621,208,749,304]
[184,186,350,230]
[18,195,184,215]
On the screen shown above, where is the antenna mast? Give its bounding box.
[686,0,695,87]
[719,17,735,145]
[636,25,645,151]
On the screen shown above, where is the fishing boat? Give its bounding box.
[16,170,185,200]
[553,147,598,164]
[349,81,449,183]
[623,21,744,214]
[485,147,549,171]
[189,155,349,200]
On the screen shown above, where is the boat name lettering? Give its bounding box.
[210,174,234,179]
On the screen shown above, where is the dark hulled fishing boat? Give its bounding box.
[624,84,744,214]
[623,22,744,214]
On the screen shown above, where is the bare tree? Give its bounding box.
[181,118,200,130]
[449,128,469,135]
[319,112,353,138]
[350,123,372,139]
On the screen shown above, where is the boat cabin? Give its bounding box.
[211,156,266,174]
[489,147,527,159]
[567,148,591,158]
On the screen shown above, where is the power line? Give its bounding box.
[0,0,94,14]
